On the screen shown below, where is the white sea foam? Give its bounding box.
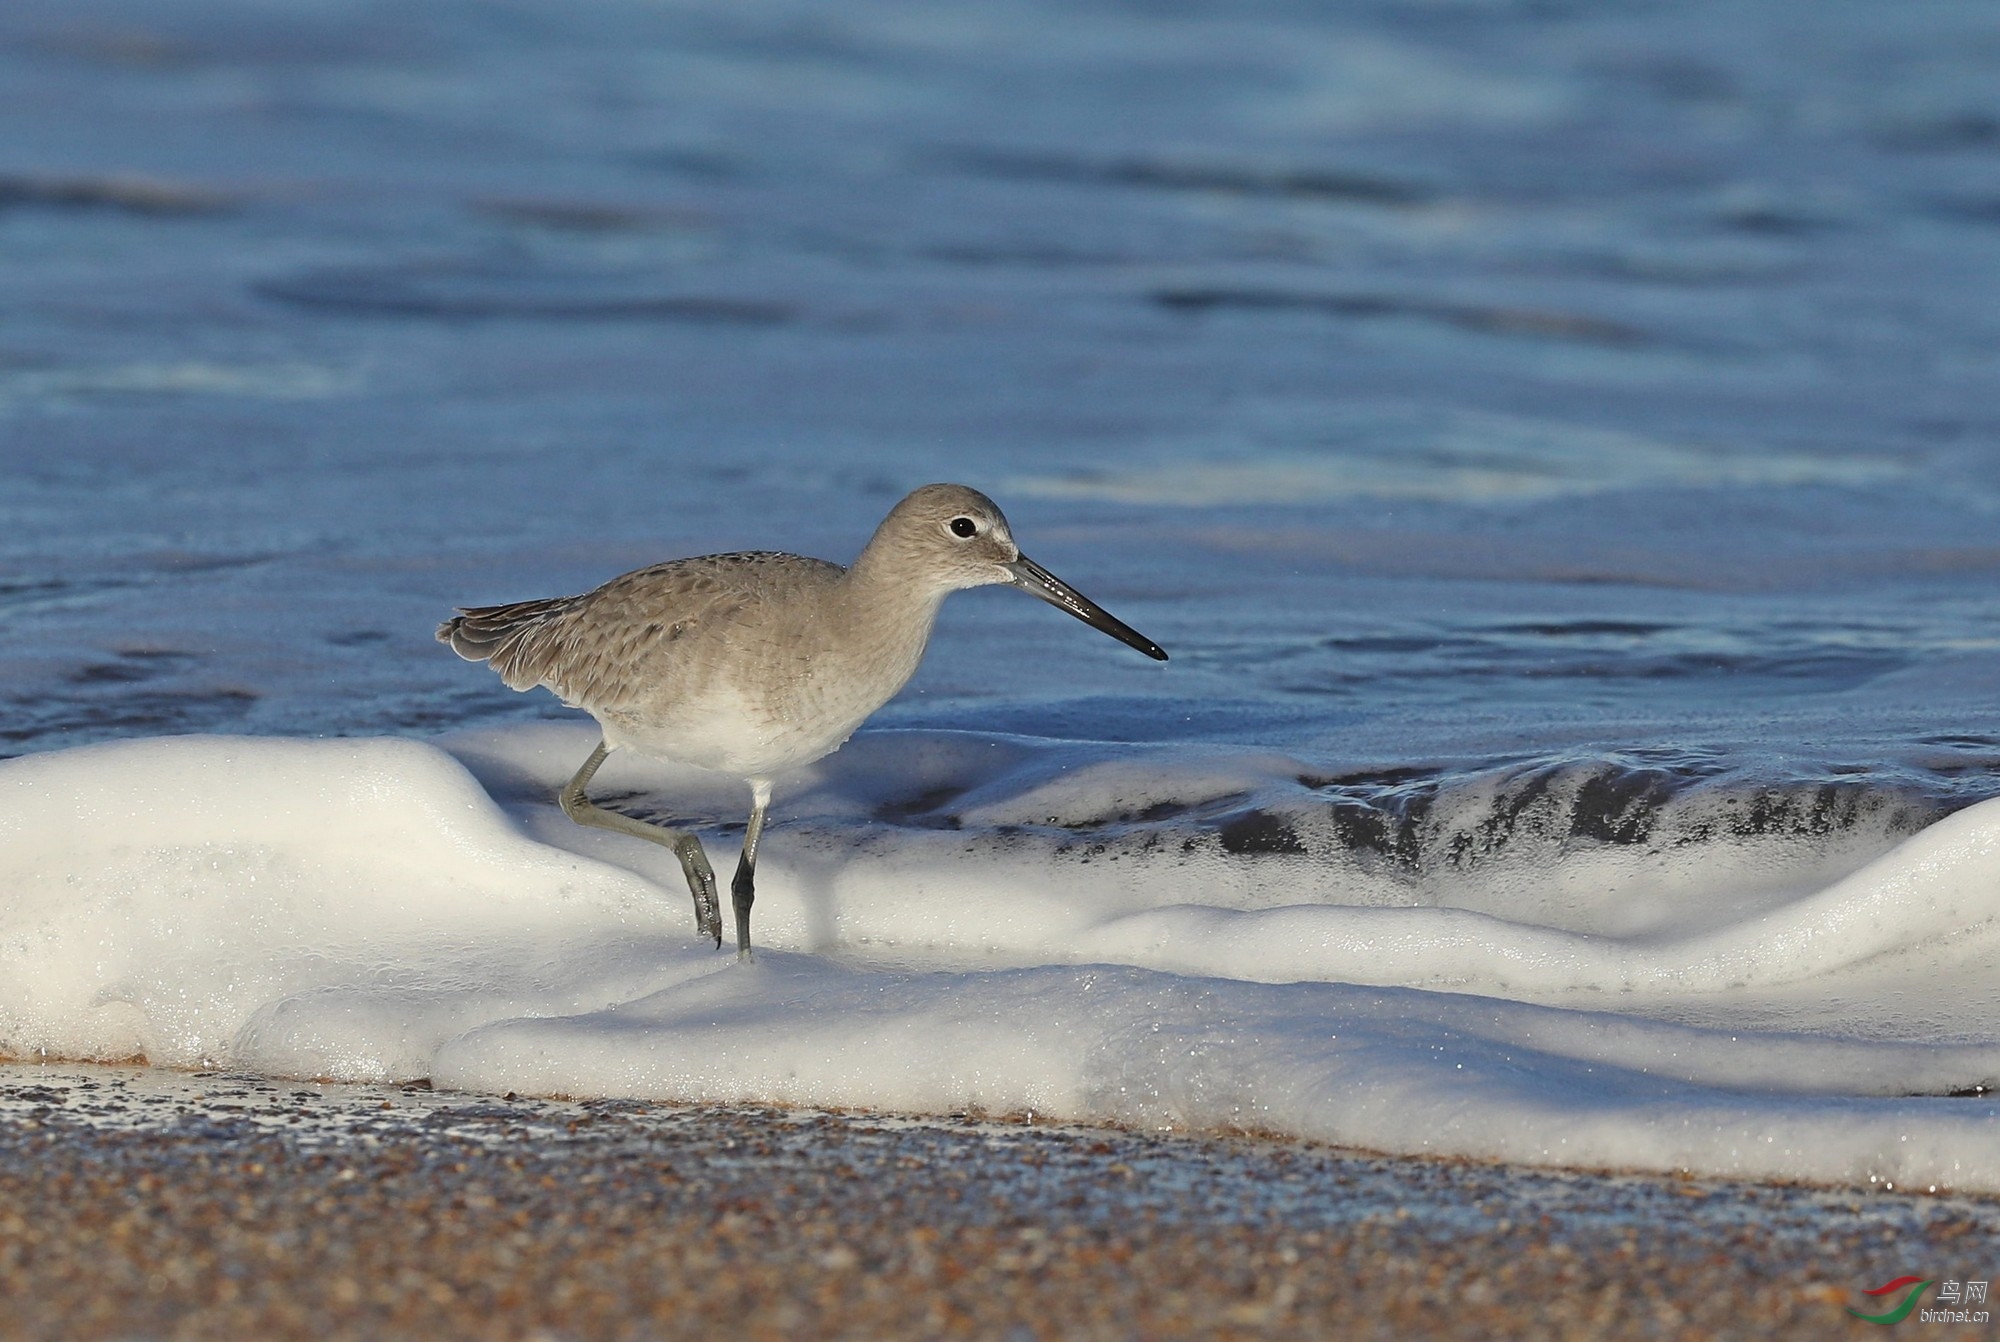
[2,729,1996,1190]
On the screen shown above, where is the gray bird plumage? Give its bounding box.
[438,483,1166,960]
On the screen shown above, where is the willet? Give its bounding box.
[438,483,1166,959]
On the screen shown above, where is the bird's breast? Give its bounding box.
[600,607,933,778]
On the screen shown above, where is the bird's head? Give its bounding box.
[862,483,1167,661]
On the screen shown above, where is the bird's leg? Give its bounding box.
[558,738,722,947]
[731,779,772,963]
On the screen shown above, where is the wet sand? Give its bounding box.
[0,1066,1986,1340]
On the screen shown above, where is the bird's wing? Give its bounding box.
[437,593,590,691]
[539,551,844,712]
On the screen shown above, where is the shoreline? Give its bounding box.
[1,1064,1988,1339]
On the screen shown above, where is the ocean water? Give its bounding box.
[3,0,2000,1186]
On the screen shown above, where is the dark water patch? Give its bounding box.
[982,754,1964,879]
[1323,783,1435,870]
[1873,112,2000,153]
[465,197,716,234]
[66,649,197,685]
[2,573,175,619]
[1900,737,2000,784]
[1570,768,1681,844]
[144,551,279,576]
[325,629,393,647]
[1602,55,1740,107]
[908,789,1259,838]
[627,147,752,182]
[0,577,81,613]
[0,686,258,746]
[1565,251,1802,287]
[1926,195,2000,226]
[875,784,968,830]
[1296,765,1441,791]
[255,264,794,324]
[0,174,232,216]
[1713,204,1840,237]
[919,243,1134,268]
[1303,758,1945,875]
[1316,633,1462,657]
[938,147,1431,206]
[1152,288,1649,347]
[1493,620,1675,639]
[1686,785,1890,842]
[1055,795,1249,832]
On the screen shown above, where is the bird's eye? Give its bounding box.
[949,517,978,538]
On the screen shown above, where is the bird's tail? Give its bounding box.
[437,596,584,692]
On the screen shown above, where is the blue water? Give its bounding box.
[4,0,2000,852]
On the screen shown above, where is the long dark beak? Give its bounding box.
[1005,556,1168,661]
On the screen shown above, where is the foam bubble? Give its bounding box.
[3,729,1997,1188]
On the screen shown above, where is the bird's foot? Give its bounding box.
[672,834,723,948]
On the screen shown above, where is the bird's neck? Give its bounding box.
[837,550,952,674]
[842,550,950,625]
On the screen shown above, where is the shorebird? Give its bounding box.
[438,483,1166,960]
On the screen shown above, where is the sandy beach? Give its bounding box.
[0,1064,1987,1340]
